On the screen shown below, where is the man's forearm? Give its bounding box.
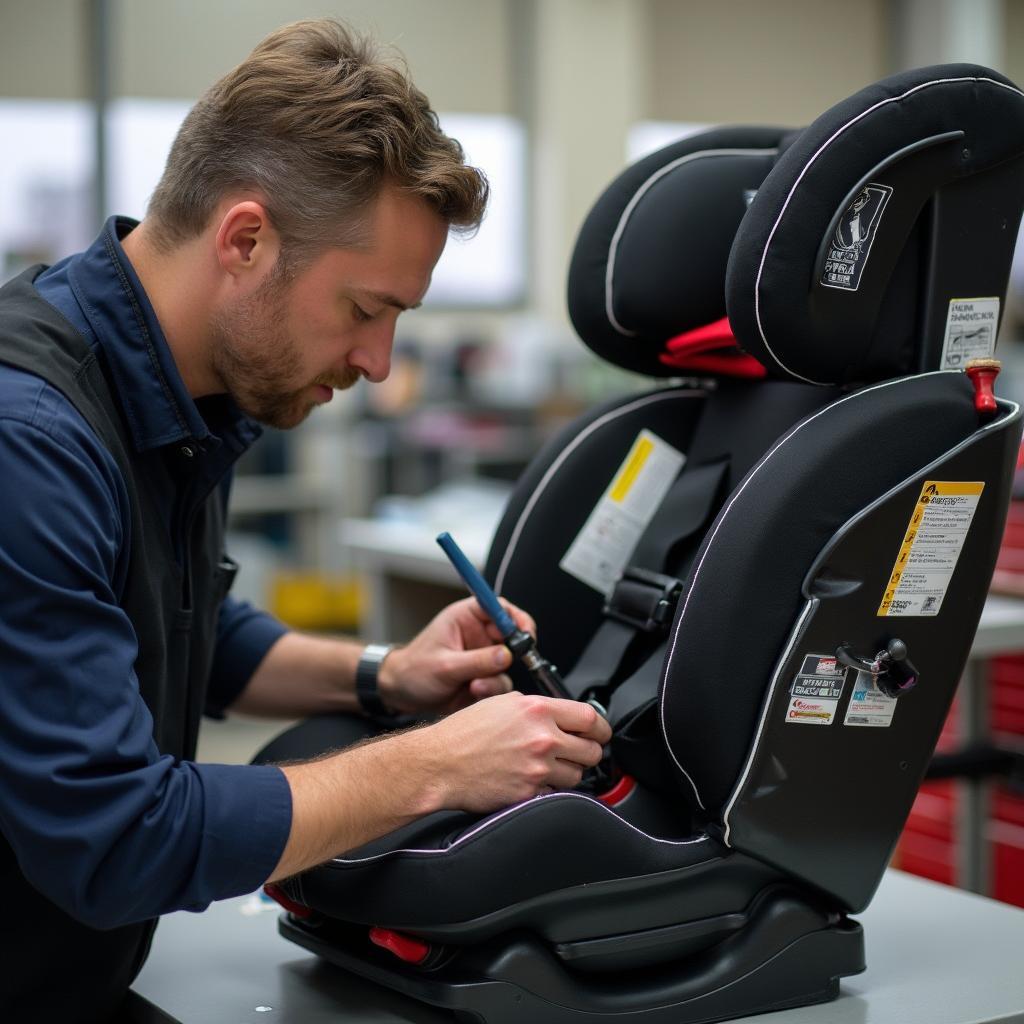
[267,725,444,880]
[229,631,364,717]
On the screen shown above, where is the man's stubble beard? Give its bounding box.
[210,272,361,429]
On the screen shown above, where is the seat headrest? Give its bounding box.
[726,64,1024,385]
[567,126,788,377]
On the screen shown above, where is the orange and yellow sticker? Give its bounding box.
[877,480,984,617]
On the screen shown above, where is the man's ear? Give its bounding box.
[214,201,281,280]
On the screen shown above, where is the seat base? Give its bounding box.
[278,888,865,1024]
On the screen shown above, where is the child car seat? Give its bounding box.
[263,65,1024,1023]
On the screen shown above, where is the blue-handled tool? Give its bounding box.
[436,531,572,700]
[437,532,517,636]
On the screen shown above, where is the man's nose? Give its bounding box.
[348,325,394,383]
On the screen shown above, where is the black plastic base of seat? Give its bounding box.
[278,890,865,1024]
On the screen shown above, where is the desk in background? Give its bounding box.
[340,517,491,642]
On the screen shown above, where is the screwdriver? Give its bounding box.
[436,531,572,700]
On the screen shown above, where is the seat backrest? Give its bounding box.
[659,64,1024,910]
[489,63,1024,913]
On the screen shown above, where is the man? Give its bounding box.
[0,19,610,1021]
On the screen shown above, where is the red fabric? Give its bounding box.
[659,317,767,379]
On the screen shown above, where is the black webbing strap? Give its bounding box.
[563,618,639,700]
[561,458,729,703]
[630,458,730,571]
[608,643,667,725]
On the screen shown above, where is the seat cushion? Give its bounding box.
[289,791,724,935]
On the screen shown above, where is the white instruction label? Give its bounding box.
[560,429,685,595]
[940,297,999,369]
[878,480,984,617]
[843,670,897,727]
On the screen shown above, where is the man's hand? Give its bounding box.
[409,691,613,813]
[269,690,613,881]
[377,597,537,715]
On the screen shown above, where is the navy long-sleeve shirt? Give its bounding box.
[0,218,292,929]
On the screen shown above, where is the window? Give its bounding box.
[0,100,93,282]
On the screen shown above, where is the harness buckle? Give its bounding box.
[603,567,683,634]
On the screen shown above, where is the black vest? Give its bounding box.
[0,270,237,1021]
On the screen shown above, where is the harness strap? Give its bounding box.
[561,459,730,705]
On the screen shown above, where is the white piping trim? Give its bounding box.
[329,791,710,866]
[753,76,1024,384]
[658,370,960,810]
[721,600,816,847]
[494,389,705,593]
[719,394,1021,846]
[605,148,778,337]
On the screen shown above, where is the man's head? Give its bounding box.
[148,18,487,263]
[206,185,449,427]
[142,19,487,427]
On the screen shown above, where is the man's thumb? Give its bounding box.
[456,644,512,680]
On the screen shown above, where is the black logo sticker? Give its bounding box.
[820,183,893,292]
[790,654,850,700]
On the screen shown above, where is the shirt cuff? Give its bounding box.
[190,762,292,903]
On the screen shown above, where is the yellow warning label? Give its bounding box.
[610,435,654,502]
[877,480,984,617]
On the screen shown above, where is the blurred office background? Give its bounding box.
[2,1,1024,900]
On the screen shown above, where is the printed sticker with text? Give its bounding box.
[878,480,984,617]
[784,653,850,725]
[940,297,999,369]
[843,670,897,728]
[560,430,686,596]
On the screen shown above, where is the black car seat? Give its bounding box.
[260,65,1024,1023]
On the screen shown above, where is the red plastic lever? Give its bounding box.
[263,883,313,919]
[966,358,1001,417]
[369,926,431,964]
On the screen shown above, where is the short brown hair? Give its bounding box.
[147,19,488,257]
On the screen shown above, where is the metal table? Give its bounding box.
[129,869,1024,1023]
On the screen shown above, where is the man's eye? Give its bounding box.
[352,303,374,322]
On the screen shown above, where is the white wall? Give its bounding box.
[112,0,513,113]
[646,0,890,125]
[0,0,86,98]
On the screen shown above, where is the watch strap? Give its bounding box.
[356,643,398,717]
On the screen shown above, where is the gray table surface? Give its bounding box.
[131,869,1024,1024]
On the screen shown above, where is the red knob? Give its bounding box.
[966,358,1000,417]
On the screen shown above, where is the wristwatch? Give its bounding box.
[356,643,398,717]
